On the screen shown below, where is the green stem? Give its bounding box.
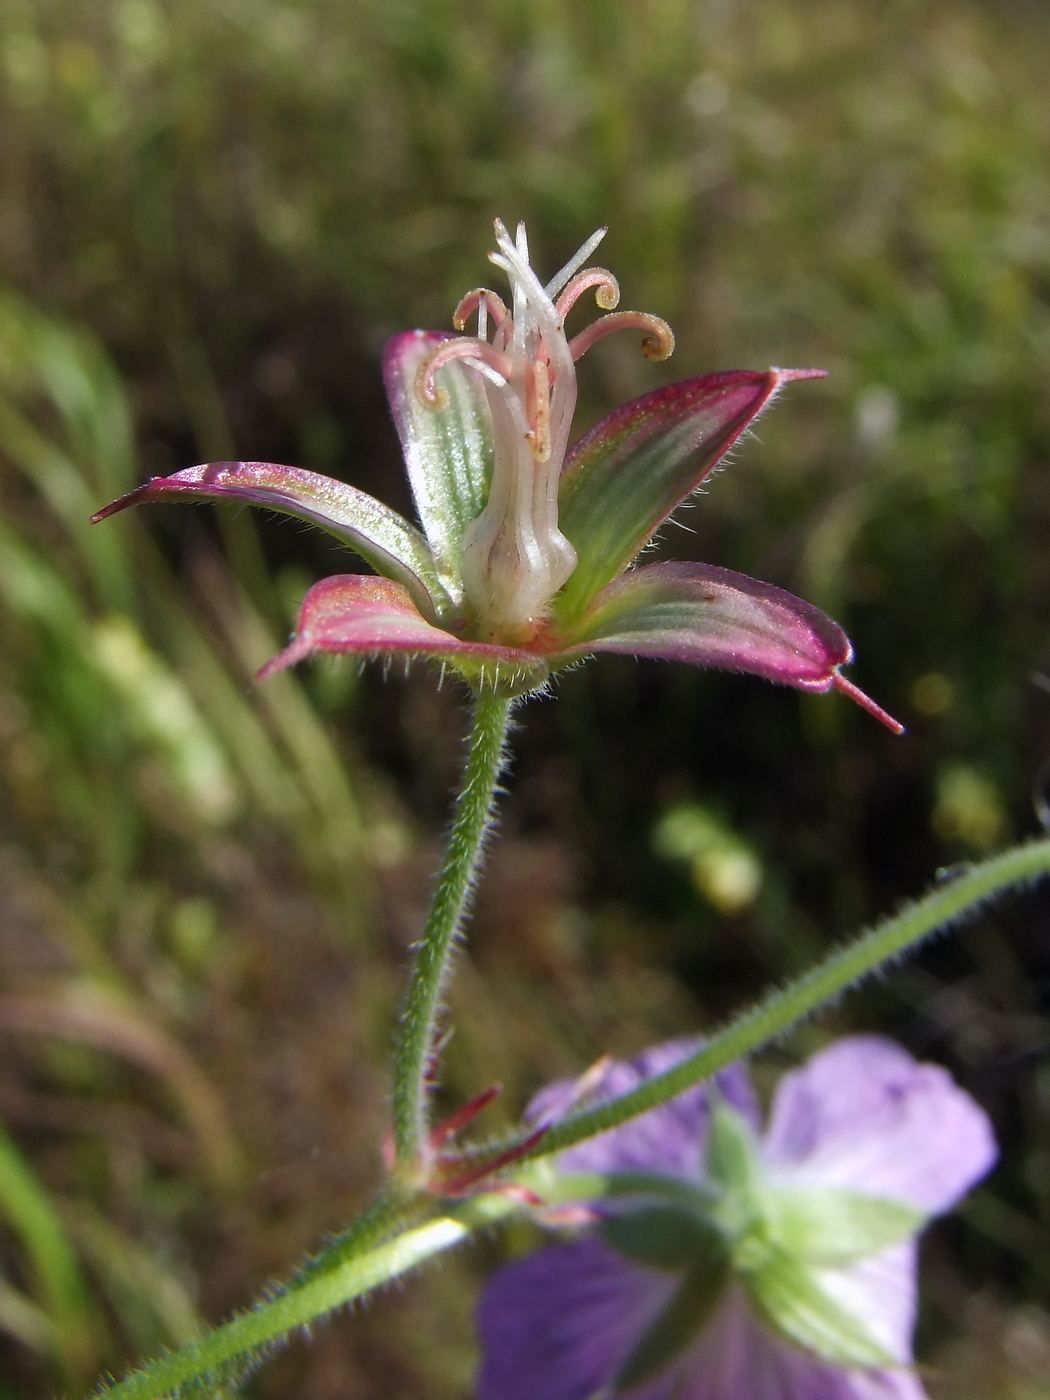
[391,692,513,1173]
[90,838,1050,1400]
[92,1173,697,1400]
[95,1193,520,1400]
[520,837,1050,1160]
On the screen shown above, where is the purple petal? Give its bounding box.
[477,1251,927,1400]
[384,330,492,599]
[762,1037,997,1214]
[526,1039,759,1181]
[91,460,448,621]
[255,575,550,684]
[476,1236,675,1400]
[555,369,825,622]
[562,561,850,690]
[671,1285,929,1400]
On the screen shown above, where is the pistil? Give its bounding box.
[415,220,675,645]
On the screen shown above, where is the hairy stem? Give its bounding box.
[95,1193,519,1400]
[521,837,1050,1159]
[91,838,1050,1400]
[391,692,513,1173]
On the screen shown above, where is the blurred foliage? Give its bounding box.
[0,0,1048,1395]
[653,799,764,914]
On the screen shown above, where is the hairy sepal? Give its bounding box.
[561,561,851,691]
[555,369,825,622]
[92,460,450,622]
[384,331,494,605]
[259,575,550,698]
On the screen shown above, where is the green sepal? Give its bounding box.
[612,1247,731,1394]
[555,371,795,624]
[765,1187,925,1265]
[745,1250,899,1370]
[383,330,493,605]
[704,1100,765,1230]
[91,460,452,625]
[601,1205,725,1271]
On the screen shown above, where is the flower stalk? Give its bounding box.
[391,692,514,1176]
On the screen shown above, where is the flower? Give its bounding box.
[477,1036,996,1400]
[92,222,900,729]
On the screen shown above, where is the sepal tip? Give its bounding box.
[833,672,905,734]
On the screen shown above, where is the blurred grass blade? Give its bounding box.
[61,1201,203,1355]
[190,549,372,936]
[0,1271,58,1358]
[0,1126,98,1383]
[91,613,240,827]
[0,986,241,1190]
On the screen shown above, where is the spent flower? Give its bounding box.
[93,222,900,729]
[478,1036,995,1400]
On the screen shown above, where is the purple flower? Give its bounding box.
[477,1037,996,1400]
[92,222,900,728]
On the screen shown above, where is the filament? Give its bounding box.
[526,360,552,462]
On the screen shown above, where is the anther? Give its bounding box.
[526,361,552,463]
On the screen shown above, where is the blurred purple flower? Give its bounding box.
[477,1037,996,1400]
[93,222,899,727]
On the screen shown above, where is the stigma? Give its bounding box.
[416,220,673,645]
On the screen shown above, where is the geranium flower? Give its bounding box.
[92,221,900,728]
[477,1036,996,1400]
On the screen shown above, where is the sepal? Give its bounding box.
[612,1250,731,1394]
[765,1187,925,1266]
[384,331,494,604]
[601,1205,724,1272]
[555,369,825,620]
[91,459,451,622]
[259,574,551,698]
[564,561,852,692]
[744,1249,900,1369]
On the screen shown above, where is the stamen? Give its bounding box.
[568,310,676,364]
[526,360,552,463]
[452,287,508,334]
[415,336,511,409]
[545,226,608,298]
[556,267,620,318]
